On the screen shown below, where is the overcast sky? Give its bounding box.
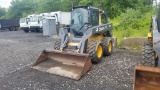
[0,0,12,8]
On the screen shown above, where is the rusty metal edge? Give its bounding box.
[135,65,160,73]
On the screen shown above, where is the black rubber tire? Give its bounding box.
[54,39,61,50]
[30,29,35,32]
[142,41,155,66]
[102,37,113,56]
[35,29,40,33]
[8,28,12,31]
[87,40,103,63]
[23,29,29,33]
[12,27,16,31]
[9,27,15,31]
[15,27,19,31]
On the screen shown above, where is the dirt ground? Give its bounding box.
[0,30,142,90]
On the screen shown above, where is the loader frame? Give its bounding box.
[59,23,112,53]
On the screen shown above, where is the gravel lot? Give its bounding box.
[0,30,142,90]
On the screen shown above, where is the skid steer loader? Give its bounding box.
[32,6,113,80]
[133,7,160,90]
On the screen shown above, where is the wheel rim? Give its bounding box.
[97,45,102,58]
[108,42,112,52]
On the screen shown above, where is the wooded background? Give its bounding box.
[0,0,158,44]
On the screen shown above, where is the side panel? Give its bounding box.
[88,35,104,43]
[152,16,160,66]
[92,23,112,37]
[77,23,112,53]
[0,19,20,28]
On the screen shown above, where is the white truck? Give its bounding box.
[27,14,43,32]
[20,14,37,33]
[19,17,30,32]
[21,11,71,33]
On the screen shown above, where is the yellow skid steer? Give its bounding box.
[32,6,113,80]
[134,7,160,90]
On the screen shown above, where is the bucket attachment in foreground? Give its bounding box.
[32,50,92,80]
[133,65,160,90]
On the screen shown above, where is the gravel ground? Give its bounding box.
[0,30,142,90]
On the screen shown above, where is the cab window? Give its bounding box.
[90,11,98,26]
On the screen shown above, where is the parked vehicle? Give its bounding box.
[19,17,30,32]
[28,14,43,32]
[0,19,20,31]
[48,11,71,35]
[22,11,71,33]
[49,11,71,25]
[32,6,113,80]
[133,7,160,90]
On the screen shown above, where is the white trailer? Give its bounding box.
[46,11,71,35]
[49,11,71,25]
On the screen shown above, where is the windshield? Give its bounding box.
[72,12,82,24]
[30,16,39,22]
[71,8,88,33]
[20,18,26,23]
[71,8,87,25]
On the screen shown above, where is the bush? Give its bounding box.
[110,7,157,46]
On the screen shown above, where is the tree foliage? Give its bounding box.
[5,0,37,19]
[0,0,156,45]
[0,7,6,19]
[0,0,153,19]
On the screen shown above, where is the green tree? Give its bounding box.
[6,0,37,19]
[0,7,6,19]
[36,0,61,13]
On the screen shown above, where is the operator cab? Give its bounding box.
[70,6,108,37]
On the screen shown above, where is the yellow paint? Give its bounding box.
[148,32,152,41]
[155,52,158,59]
[97,45,102,58]
[60,48,63,51]
[148,32,152,37]
[67,42,79,46]
[68,33,71,37]
[99,9,102,25]
[88,35,104,43]
[108,42,112,52]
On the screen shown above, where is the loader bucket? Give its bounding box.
[133,65,160,90]
[32,50,92,80]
